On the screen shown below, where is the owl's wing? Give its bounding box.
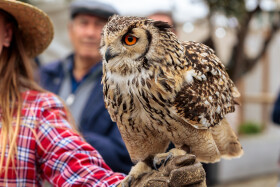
[172,41,240,129]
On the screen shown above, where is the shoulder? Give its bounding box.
[22,90,64,110]
[40,54,75,75]
[40,60,63,74]
[22,90,65,117]
[40,53,75,72]
[22,90,73,128]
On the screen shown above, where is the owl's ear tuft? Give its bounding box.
[108,14,118,22]
[108,16,113,22]
[153,21,171,31]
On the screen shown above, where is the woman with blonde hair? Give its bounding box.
[0,0,130,186]
[0,0,205,186]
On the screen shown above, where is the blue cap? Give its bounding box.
[70,0,118,19]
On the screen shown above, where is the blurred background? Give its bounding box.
[23,0,280,186]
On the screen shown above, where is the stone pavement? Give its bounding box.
[213,173,279,187]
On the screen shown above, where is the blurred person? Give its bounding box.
[0,0,126,185]
[0,0,207,186]
[272,92,280,124]
[272,90,280,184]
[40,0,133,174]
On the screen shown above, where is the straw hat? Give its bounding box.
[0,0,54,58]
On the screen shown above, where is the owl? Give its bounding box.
[100,15,243,166]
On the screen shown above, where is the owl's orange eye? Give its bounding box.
[123,34,138,46]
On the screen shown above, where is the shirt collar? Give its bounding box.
[68,54,102,81]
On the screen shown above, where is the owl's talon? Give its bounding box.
[121,175,133,187]
[164,152,173,166]
[153,152,174,170]
[128,176,133,187]
[153,159,163,170]
[120,161,152,186]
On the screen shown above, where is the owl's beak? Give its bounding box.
[105,47,117,62]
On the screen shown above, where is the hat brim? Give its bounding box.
[0,0,53,58]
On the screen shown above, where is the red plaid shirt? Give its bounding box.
[0,90,125,186]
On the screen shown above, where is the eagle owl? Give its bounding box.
[100,15,243,165]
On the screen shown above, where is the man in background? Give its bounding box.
[272,92,280,125]
[40,0,133,174]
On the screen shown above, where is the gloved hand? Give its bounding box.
[118,148,206,187]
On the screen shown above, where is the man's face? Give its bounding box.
[69,14,107,60]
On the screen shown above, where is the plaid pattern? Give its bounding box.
[0,90,125,187]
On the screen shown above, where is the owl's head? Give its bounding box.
[100,15,179,75]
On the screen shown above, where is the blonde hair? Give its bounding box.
[0,10,42,177]
[0,11,42,177]
[0,10,80,178]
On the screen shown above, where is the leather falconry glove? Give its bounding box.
[118,148,206,187]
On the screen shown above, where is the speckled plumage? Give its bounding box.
[100,15,243,164]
